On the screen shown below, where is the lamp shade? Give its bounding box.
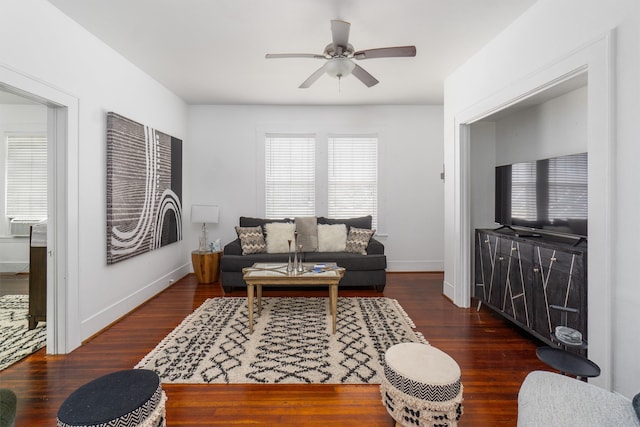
[324,58,356,79]
[191,205,219,224]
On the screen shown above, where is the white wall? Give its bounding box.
[0,104,47,272]
[495,86,588,165]
[0,0,189,348]
[187,105,444,271]
[444,0,639,396]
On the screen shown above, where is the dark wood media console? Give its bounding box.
[28,225,47,330]
[474,228,587,355]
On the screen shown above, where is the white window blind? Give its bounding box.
[265,134,315,219]
[5,135,47,218]
[328,136,378,229]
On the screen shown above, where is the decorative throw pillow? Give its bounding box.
[345,227,375,255]
[317,223,347,252]
[235,226,266,255]
[265,222,296,253]
[295,217,318,252]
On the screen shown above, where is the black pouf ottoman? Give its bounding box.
[57,369,166,427]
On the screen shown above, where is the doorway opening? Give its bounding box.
[0,65,80,355]
[0,92,48,368]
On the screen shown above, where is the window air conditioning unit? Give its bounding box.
[9,218,43,236]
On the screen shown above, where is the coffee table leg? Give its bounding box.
[257,285,262,315]
[247,284,254,334]
[330,283,337,334]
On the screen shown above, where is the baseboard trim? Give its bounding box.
[442,279,455,302]
[80,263,191,341]
[387,260,444,272]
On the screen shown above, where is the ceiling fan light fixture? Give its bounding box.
[324,58,355,79]
[266,19,416,88]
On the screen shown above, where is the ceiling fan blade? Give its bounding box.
[266,53,326,59]
[351,64,379,87]
[299,66,326,88]
[354,46,417,60]
[331,20,351,49]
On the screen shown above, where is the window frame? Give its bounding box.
[261,132,380,230]
[327,134,379,230]
[264,133,316,219]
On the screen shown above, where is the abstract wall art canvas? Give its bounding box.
[106,112,182,264]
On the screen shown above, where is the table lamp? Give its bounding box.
[191,205,219,251]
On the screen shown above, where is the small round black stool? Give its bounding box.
[57,369,166,427]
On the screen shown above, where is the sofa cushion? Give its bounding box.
[295,217,318,252]
[221,252,295,272]
[345,227,375,255]
[221,252,386,272]
[265,222,295,253]
[317,223,347,252]
[317,215,372,230]
[305,252,386,271]
[239,216,290,233]
[221,268,386,290]
[234,226,266,255]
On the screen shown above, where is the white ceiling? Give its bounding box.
[41,0,536,106]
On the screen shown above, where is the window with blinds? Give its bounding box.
[265,134,315,219]
[5,135,48,218]
[328,136,378,229]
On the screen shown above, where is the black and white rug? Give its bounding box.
[0,295,46,371]
[136,297,427,384]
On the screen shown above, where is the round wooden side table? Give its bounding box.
[191,250,222,284]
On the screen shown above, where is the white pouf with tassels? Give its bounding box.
[381,343,463,427]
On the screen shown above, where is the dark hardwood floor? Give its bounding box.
[0,272,550,426]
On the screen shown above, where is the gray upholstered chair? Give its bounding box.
[518,371,640,426]
[0,389,17,427]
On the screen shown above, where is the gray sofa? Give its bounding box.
[221,216,386,293]
[518,371,640,426]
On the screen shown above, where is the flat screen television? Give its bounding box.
[495,152,588,237]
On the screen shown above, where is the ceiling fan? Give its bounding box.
[265,20,417,88]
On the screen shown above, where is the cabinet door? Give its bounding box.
[475,231,503,307]
[531,246,586,340]
[500,239,533,329]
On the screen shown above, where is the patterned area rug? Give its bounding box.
[136,297,427,384]
[0,295,46,371]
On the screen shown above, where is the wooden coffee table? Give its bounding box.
[242,262,345,334]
